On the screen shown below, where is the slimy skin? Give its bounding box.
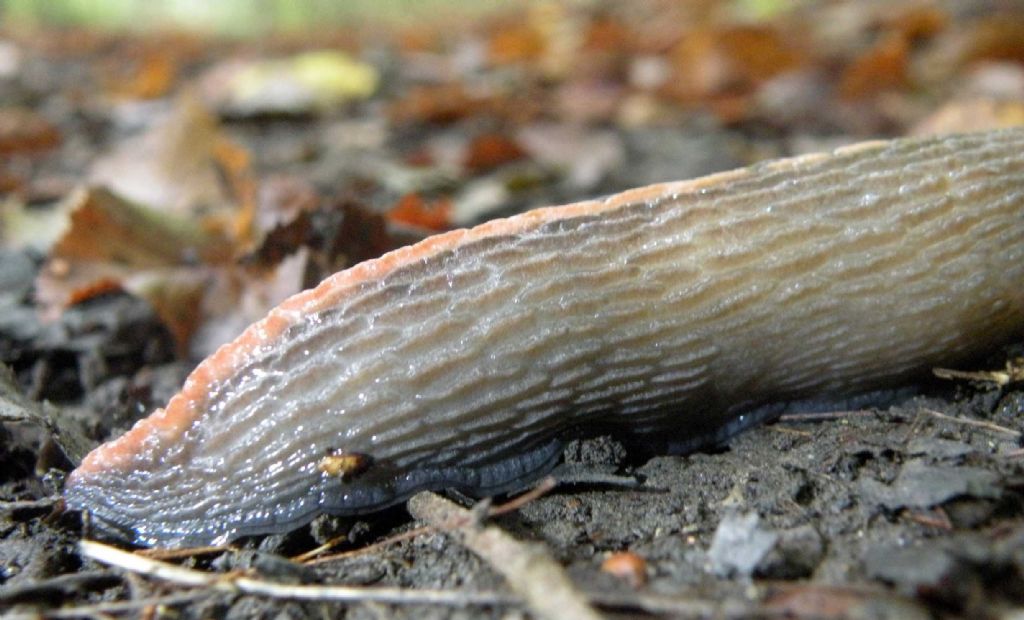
[65,128,1024,547]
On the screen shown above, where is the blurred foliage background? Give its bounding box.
[0,0,519,34]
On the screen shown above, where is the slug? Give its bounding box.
[65,128,1024,547]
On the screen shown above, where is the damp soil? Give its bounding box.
[3,3,1024,617]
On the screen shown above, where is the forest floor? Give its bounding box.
[3,1,1024,618]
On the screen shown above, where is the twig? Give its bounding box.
[905,507,953,531]
[303,526,431,565]
[80,540,516,607]
[768,426,813,437]
[137,545,231,561]
[407,490,603,620]
[487,476,557,518]
[778,410,876,423]
[0,570,122,605]
[302,477,558,564]
[0,496,61,513]
[583,589,759,617]
[27,592,210,619]
[920,408,1021,438]
[934,359,1024,386]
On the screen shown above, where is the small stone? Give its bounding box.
[863,544,975,607]
[707,512,779,578]
[860,458,1002,510]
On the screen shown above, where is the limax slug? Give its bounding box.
[65,128,1024,547]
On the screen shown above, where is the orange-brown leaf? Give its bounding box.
[463,132,527,173]
[0,107,61,154]
[388,193,452,231]
[839,32,909,100]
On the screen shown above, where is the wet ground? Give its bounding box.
[3,2,1024,618]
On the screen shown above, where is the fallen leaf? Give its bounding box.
[885,5,948,42]
[190,249,309,358]
[463,132,527,173]
[840,32,910,100]
[669,25,805,102]
[388,193,452,231]
[200,51,378,117]
[89,96,235,217]
[36,187,233,338]
[107,51,178,100]
[963,14,1024,64]
[389,84,488,125]
[488,19,546,65]
[49,187,231,269]
[246,175,320,266]
[0,107,61,154]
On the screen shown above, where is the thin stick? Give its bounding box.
[407,490,603,620]
[933,361,1024,386]
[921,408,1021,438]
[29,592,210,619]
[304,526,431,565]
[778,410,876,423]
[487,476,557,518]
[768,426,813,437]
[80,540,515,607]
[0,497,60,513]
[138,545,231,561]
[303,476,558,564]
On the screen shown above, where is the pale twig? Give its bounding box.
[933,359,1024,386]
[487,476,557,517]
[137,545,231,561]
[304,526,431,564]
[302,476,558,564]
[583,589,759,618]
[778,410,876,423]
[920,408,1021,438]
[79,540,516,607]
[0,496,61,513]
[407,490,603,620]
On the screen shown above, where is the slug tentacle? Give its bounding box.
[66,128,1024,547]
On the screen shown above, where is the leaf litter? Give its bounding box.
[2,1,1024,618]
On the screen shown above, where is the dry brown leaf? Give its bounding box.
[488,19,546,65]
[49,187,232,269]
[884,5,948,42]
[963,15,1024,64]
[0,107,61,154]
[88,96,235,217]
[388,193,452,232]
[190,249,309,358]
[668,25,805,104]
[389,84,489,125]
[107,51,178,99]
[36,187,234,348]
[839,32,910,100]
[463,132,527,173]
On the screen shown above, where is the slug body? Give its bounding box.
[66,128,1024,547]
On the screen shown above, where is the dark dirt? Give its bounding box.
[3,2,1024,618]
